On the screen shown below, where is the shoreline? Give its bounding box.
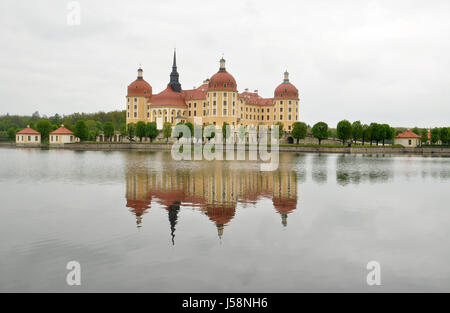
[3,142,449,156]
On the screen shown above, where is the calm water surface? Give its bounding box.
[0,147,449,292]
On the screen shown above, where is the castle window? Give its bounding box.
[213,109,216,115]
[194,111,197,116]
[224,84,227,88]
[280,108,283,112]
[128,112,130,117]
[134,98,137,102]
[134,112,137,118]
[213,93,216,97]
[280,115,283,120]
[194,103,197,108]
[203,110,206,115]
[189,103,191,108]
[267,115,269,120]
[213,100,216,106]
[147,112,150,117]
[127,98,130,102]
[262,116,264,120]
[280,101,283,105]
[35,136,38,141]
[134,105,137,110]
[288,107,292,112]
[289,101,292,104]
[224,92,227,97]
[288,115,291,120]
[223,109,227,115]
[223,100,227,106]
[189,111,191,116]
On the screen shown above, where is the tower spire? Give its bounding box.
[219,55,226,72]
[169,49,182,92]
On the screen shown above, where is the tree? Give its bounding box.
[205,124,215,141]
[7,127,16,141]
[369,123,384,145]
[162,123,172,143]
[222,122,230,139]
[312,122,328,145]
[127,123,135,141]
[119,123,127,137]
[291,121,307,144]
[274,122,284,139]
[362,124,370,145]
[36,120,53,141]
[430,128,439,144]
[420,129,428,145]
[74,120,89,141]
[184,122,194,137]
[381,124,393,146]
[440,127,449,145]
[135,121,147,142]
[146,122,159,142]
[103,122,115,141]
[412,127,420,135]
[89,129,100,141]
[351,121,363,144]
[336,120,352,145]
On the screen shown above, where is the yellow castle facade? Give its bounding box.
[126,51,300,132]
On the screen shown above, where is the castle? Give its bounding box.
[126,51,300,132]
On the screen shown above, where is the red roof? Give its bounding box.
[50,125,74,135]
[183,83,208,100]
[238,91,274,106]
[150,85,187,107]
[208,71,237,91]
[16,126,40,135]
[274,82,299,99]
[395,130,421,139]
[127,79,152,97]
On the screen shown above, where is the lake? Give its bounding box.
[0,147,449,292]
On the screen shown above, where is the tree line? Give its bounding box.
[291,121,450,146]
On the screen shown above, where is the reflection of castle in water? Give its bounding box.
[125,158,298,242]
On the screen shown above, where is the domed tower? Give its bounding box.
[273,71,299,132]
[206,56,239,128]
[126,67,152,124]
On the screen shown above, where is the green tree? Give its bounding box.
[430,128,439,144]
[7,127,16,141]
[89,129,100,141]
[381,124,393,146]
[222,122,230,139]
[440,127,449,145]
[420,129,428,145]
[312,122,328,145]
[351,121,363,144]
[336,120,352,145]
[135,121,147,142]
[291,121,307,144]
[362,124,370,145]
[184,122,194,138]
[369,123,384,145]
[119,123,127,137]
[36,120,53,141]
[412,127,420,135]
[103,122,115,141]
[274,122,284,139]
[162,123,172,143]
[74,120,89,141]
[127,123,135,141]
[146,122,159,142]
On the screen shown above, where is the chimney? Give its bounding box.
[245,88,249,92]
[254,89,258,94]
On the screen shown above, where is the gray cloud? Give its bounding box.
[0,0,449,127]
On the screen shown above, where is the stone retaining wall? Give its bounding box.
[52,143,450,155]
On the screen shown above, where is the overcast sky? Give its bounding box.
[0,0,449,127]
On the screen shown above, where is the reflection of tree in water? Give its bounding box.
[167,201,181,245]
[311,154,328,184]
[335,154,394,186]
